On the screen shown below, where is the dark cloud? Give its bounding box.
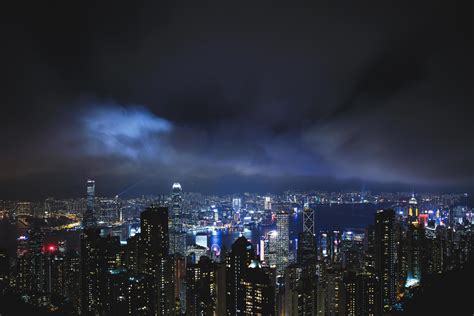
[0,1,472,199]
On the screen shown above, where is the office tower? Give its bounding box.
[186,256,217,315]
[115,195,123,223]
[264,196,272,210]
[232,198,242,212]
[241,260,275,316]
[263,230,278,268]
[139,206,173,315]
[408,193,419,221]
[303,207,315,235]
[297,231,317,265]
[83,179,96,228]
[170,183,186,255]
[275,210,289,276]
[375,209,397,313]
[226,236,255,315]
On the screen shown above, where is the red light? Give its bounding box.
[48,245,57,252]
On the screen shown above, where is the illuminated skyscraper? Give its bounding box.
[375,209,396,313]
[303,207,315,235]
[263,230,278,268]
[275,210,289,276]
[139,206,174,315]
[406,222,423,287]
[83,179,96,228]
[232,198,242,212]
[186,256,217,315]
[170,183,186,255]
[226,236,255,315]
[241,260,275,316]
[264,197,272,210]
[81,229,121,315]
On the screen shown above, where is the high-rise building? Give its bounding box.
[303,207,315,235]
[186,256,217,315]
[375,209,397,313]
[64,251,81,315]
[81,228,121,315]
[226,236,255,315]
[283,263,317,316]
[139,206,174,315]
[83,179,96,228]
[80,228,102,314]
[356,272,377,316]
[170,183,186,255]
[216,262,227,315]
[232,198,242,212]
[342,271,357,316]
[325,267,344,316]
[262,230,278,268]
[297,231,317,265]
[275,210,289,276]
[406,222,423,287]
[264,197,272,210]
[241,260,275,316]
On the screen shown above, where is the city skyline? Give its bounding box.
[0,180,472,315]
[0,2,472,315]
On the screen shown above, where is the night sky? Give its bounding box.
[1,2,472,199]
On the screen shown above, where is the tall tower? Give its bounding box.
[226,236,255,315]
[264,197,272,210]
[275,210,289,276]
[170,183,186,255]
[303,207,315,235]
[83,179,96,228]
[375,209,396,313]
[140,206,173,315]
[241,260,275,316]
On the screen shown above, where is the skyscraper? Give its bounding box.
[264,196,272,210]
[170,183,186,255]
[80,228,102,314]
[241,260,275,316]
[275,210,289,276]
[226,236,255,315]
[232,198,242,212]
[303,207,315,235]
[297,231,317,265]
[375,209,397,313]
[139,206,174,315]
[82,179,96,228]
[406,222,423,287]
[186,256,217,315]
